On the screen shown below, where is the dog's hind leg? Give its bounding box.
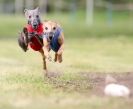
[39,49,48,77]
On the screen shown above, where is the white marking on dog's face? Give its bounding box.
[44,21,57,33]
[24,7,41,29]
[43,21,58,40]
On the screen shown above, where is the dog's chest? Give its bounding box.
[26,24,43,35]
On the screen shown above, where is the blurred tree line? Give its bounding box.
[0,0,133,14]
[104,0,133,3]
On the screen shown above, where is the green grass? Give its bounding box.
[1,12,133,109]
[1,36,133,109]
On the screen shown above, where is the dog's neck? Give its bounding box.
[27,22,42,31]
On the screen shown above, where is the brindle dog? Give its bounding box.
[18,8,65,78]
[18,8,48,77]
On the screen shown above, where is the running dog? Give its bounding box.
[18,7,48,77]
[18,8,64,77]
[42,20,64,63]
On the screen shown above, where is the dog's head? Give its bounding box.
[43,20,60,41]
[24,7,41,29]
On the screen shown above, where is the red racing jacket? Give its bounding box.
[25,23,44,51]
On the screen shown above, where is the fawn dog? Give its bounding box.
[42,20,64,64]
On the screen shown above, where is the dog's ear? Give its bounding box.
[57,23,61,28]
[44,20,48,22]
[24,9,28,13]
[52,20,61,27]
[54,21,61,28]
[24,9,29,19]
[43,20,49,25]
[35,7,40,11]
[35,7,40,13]
[34,7,41,15]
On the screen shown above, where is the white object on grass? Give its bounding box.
[104,75,130,97]
[104,83,130,97]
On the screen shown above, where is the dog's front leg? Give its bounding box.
[57,44,64,63]
[57,53,62,63]
[54,53,58,62]
[23,27,29,45]
[43,57,47,76]
[57,33,64,63]
[39,49,48,77]
[43,37,52,62]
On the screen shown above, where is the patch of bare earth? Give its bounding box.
[44,72,133,97]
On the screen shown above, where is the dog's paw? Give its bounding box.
[47,55,52,62]
[58,59,62,63]
[57,54,62,63]
[54,54,57,62]
[43,70,48,78]
[54,58,57,62]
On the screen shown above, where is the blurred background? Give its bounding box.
[0,0,133,38]
[1,0,133,109]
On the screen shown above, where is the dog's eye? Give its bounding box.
[45,27,48,30]
[53,27,56,30]
[36,15,39,18]
[29,16,31,18]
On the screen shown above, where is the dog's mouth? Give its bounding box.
[48,32,54,41]
[49,36,53,40]
[33,24,38,29]
[44,32,54,41]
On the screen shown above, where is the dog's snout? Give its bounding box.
[33,22,37,26]
[32,19,38,28]
[49,32,54,36]
[48,32,54,40]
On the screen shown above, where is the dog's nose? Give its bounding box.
[33,24,37,27]
[33,24,38,29]
[33,21,38,27]
[33,22,37,26]
[49,32,54,36]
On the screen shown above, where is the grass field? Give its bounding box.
[0,11,133,109]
